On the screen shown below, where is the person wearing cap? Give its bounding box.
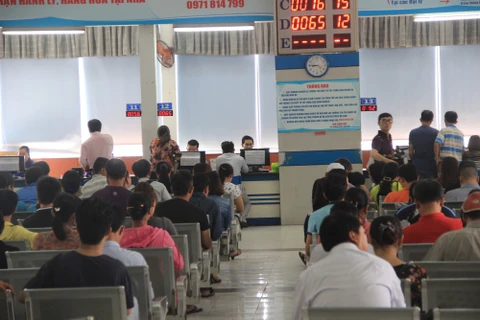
[402,180,462,244]
[305,169,348,258]
[425,190,480,261]
[92,159,132,215]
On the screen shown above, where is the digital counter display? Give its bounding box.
[158,110,174,117]
[126,111,142,117]
[276,0,357,55]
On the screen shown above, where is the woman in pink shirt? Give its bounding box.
[120,192,184,272]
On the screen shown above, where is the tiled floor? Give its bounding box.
[188,225,305,320]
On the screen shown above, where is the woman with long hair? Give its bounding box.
[438,157,460,193]
[370,162,401,206]
[149,125,181,169]
[121,193,184,272]
[218,163,245,214]
[33,193,80,250]
[155,161,173,194]
[464,135,480,169]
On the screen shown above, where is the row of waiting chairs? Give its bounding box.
[1,222,215,320]
[372,200,465,220]
[303,307,480,320]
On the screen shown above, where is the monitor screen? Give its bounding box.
[241,149,271,167]
[0,156,25,173]
[180,151,206,168]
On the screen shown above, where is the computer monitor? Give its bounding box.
[179,151,206,170]
[0,156,25,173]
[240,148,270,167]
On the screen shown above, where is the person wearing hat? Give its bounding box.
[425,190,480,261]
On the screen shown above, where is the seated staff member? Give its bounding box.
[19,197,135,317]
[0,190,37,248]
[371,113,396,164]
[292,213,405,320]
[79,119,114,169]
[18,146,34,169]
[241,136,254,150]
[187,139,199,151]
[23,176,62,229]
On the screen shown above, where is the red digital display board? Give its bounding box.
[276,0,357,54]
[158,110,174,117]
[361,105,378,112]
[126,111,142,117]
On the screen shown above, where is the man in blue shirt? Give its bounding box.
[305,169,348,257]
[409,110,439,179]
[16,166,45,211]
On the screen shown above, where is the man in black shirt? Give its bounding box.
[155,170,212,250]
[22,176,62,228]
[19,197,134,316]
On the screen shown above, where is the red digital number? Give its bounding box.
[291,15,326,31]
[158,110,173,117]
[126,111,141,117]
[335,14,350,29]
[291,0,325,11]
[334,0,349,9]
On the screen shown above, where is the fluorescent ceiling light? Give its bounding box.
[174,26,254,32]
[2,28,85,35]
[414,11,480,22]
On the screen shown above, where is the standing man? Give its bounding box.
[79,119,114,169]
[409,110,439,179]
[371,113,396,163]
[187,140,199,151]
[435,111,464,164]
[18,146,34,169]
[241,136,254,150]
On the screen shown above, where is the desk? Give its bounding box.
[242,172,280,226]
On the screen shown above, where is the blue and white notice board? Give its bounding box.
[0,0,273,27]
[359,0,480,16]
[277,79,360,133]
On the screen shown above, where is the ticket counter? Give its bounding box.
[242,172,280,226]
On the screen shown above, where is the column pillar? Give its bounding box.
[138,25,159,159]
[159,24,179,143]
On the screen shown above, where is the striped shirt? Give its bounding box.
[81,174,108,199]
[436,124,464,161]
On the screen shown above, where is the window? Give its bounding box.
[0,58,81,158]
[439,45,480,137]
[359,47,437,149]
[81,56,163,156]
[176,55,257,152]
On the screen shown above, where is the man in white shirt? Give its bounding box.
[81,157,108,199]
[292,213,405,320]
[79,119,114,169]
[131,159,171,202]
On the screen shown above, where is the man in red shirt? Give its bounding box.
[384,163,418,203]
[403,180,463,244]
